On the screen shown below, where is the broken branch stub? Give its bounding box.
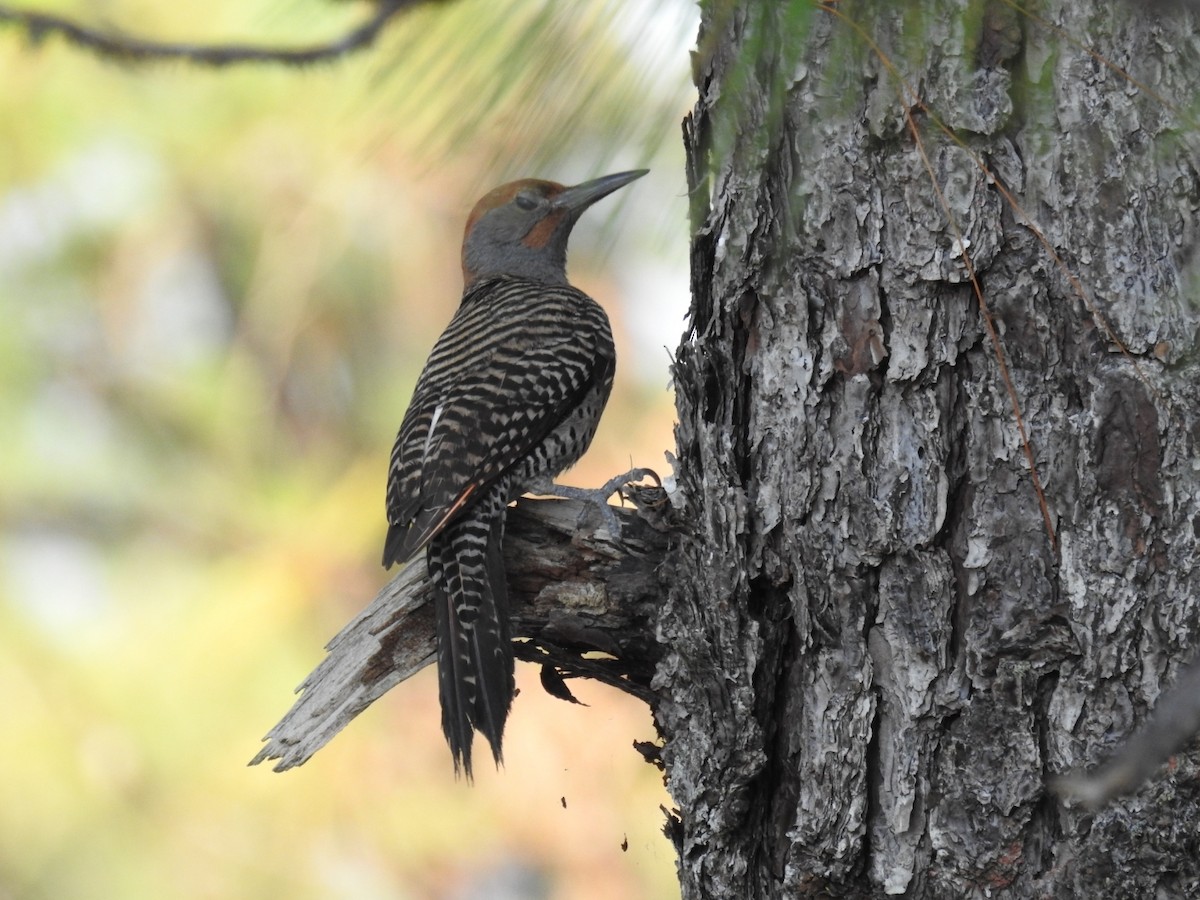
[251,495,671,772]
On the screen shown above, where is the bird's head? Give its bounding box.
[461,169,647,289]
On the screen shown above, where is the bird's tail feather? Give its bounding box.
[429,494,514,779]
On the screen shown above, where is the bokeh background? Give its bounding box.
[0,1,695,897]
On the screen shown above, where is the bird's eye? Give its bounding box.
[514,194,538,211]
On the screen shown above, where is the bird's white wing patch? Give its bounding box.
[422,403,445,465]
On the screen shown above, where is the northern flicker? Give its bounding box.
[382,169,648,778]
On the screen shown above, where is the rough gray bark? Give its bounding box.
[659,1,1200,897]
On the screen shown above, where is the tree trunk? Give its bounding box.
[659,1,1200,896]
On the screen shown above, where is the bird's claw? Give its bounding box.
[597,467,662,505]
[526,468,661,538]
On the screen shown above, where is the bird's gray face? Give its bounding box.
[461,180,572,288]
[460,171,648,289]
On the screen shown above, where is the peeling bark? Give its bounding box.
[662,1,1200,896]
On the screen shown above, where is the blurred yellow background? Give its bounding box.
[0,1,694,897]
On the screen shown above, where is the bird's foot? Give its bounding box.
[525,468,661,537]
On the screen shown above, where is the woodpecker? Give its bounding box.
[383,169,648,778]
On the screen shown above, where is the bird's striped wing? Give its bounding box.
[382,281,613,567]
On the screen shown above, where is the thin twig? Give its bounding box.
[0,0,429,67]
[1054,653,1200,809]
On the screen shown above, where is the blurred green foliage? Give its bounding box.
[0,1,692,896]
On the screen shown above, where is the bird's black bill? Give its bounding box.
[555,169,648,214]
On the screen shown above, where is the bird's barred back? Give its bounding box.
[413,279,611,388]
[384,276,615,561]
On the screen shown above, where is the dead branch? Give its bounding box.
[251,495,672,772]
